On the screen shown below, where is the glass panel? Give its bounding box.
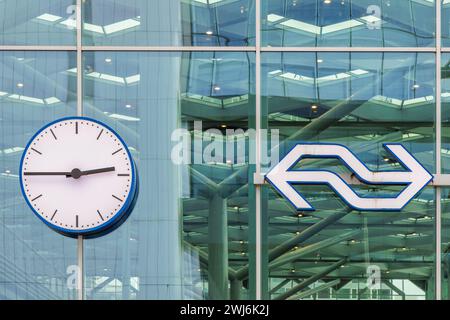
[262,0,435,47]
[82,0,255,46]
[261,52,436,300]
[0,0,76,45]
[0,51,77,299]
[442,1,450,47]
[82,51,256,299]
[443,54,450,173]
[442,188,450,299]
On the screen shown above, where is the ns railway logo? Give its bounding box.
[265,143,433,212]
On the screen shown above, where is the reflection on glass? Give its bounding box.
[0,0,76,45]
[0,51,77,299]
[82,0,255,46]
[262,0,435,47]
[442,54,450,173]
[441,188,450,299]
[83,51,256,299]
[262,52,436,300]
[442,1,450,47]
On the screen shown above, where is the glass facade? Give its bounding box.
[0,0,448,300]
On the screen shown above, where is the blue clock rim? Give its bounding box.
[19,116,138,237]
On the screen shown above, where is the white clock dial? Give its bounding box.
[19,117,137,237]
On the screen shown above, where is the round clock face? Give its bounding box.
[19,117,138,238]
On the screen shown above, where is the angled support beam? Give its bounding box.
[383,280,406,300]
[189,167,219,197]
[218,166,248,198]
[234,212,353,280]
[88,277,114,298]
[288,279,341,300]
[269,229,360,272]
[268,210,351,261]
[183,241,238,281]
[274,259,347,300]
[269,279,291,295]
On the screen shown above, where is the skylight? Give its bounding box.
[269,69,371,86]
[67,68,140,86]
[267,13,383,36]
[34,14,141,35]
[0,91,61,106]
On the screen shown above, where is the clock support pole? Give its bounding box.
[77,235,84,300]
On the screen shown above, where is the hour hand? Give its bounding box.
[24,171,71,176]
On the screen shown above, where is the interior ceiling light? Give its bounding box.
[104,112,141,122]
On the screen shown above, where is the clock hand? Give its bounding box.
[66,167,116,179]
[24,171,72,176]
[24,167,115,178]
[81,166,116,176]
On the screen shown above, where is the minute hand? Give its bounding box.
[80,167,116,176]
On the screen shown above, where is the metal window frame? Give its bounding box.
[0,0,445,301]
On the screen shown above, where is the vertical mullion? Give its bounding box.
[436,0,442,301]
[77,0,82,117]
[76,0,84,301]
[255,0,262,300]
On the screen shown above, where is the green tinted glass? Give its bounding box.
[261,52,436,300]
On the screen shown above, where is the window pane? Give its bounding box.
[0,0,76,45]
[0,51,77,299]
[82,51,256,299]
[261,52,436,300]
[442,53,450,172]
[262,0,435,47]
[82,0,256,46]
[442,1,450,47]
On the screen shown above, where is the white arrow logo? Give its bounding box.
[265,144,433,211]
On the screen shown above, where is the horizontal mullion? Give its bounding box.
[0,45,77,51]
[81,46,257,51]
[261,47,437,52]
[0,46,441,52]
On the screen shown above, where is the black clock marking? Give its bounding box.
[97,210,104,221]
[97,129,104,140]
[50,129,57,140]
[112,148,123,155]
[118,174,130,177]
[76,215,79,227]
[112,195,123,202]
[51,209,58,221]
[31,194,42,202]
[31,148,42,155]
[75,122,78,134]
